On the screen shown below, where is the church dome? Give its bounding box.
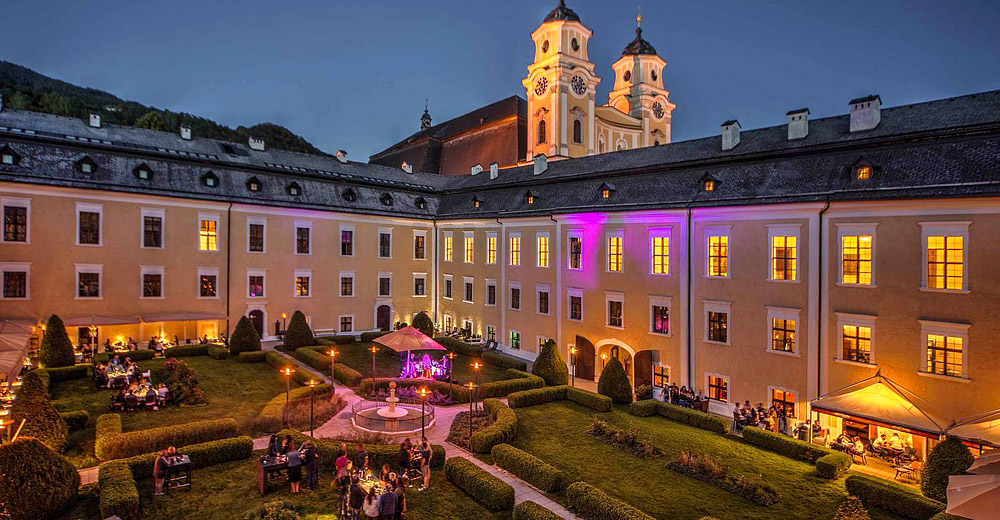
[622,27,657,56]
[543,0,580,23]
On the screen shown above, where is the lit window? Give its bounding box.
[199,219,218,251]
[568,236,582,269]
[771,318,796,353]
[601,188,611,199]
[771,389,796,418]
[855,164,872,180]
[199,273,217,298]
[708,311,728,343]
[841,235,873,285]
[842,325,872,363]
[414,233,426,259]
[510,331,521,350]
[526,193,535,204]
[537,235,549,267]
[651,304,669,334]
[248,275,264,297]
[708,235,729,277]
[926,236,964,290]
[340,229,353,256]
[509,235,521,266]
[926,334,963,377]
[247,178,261,192]
[444,234,453,262]
[704,180,715,192]
[652,366,669,388]
[708,376,728,402]
[288,183,301,196]
[296,276,311,297]
[771,236,797,281]
[77,271,101,298]
[651,236,669,274]
[464,234,474,263]
[486,234,497,264]
[2,203,28,243]
[607,235,623,272]
[472,197,482,208]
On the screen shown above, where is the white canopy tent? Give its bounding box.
[950,410,1000,450]
[0,320,34,381]
[947,474,1000,519]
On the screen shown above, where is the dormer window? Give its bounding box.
[201,172,219,187]
[525,191,536,205]
[134,163,153,180]
[701,174,720,192]
[855,164,872,180]
[287,182,302,196]
[599,182,615,200]
[415,197,427,210]
[342,188,357,202]
[246,177,262,192]
[472,196,482,209]
[0,146,19,165]
[380,193,394,206]
[704,180,716,192]
[77,156,98,174]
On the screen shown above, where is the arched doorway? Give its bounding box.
[248,310,264,337]
[376,305,391,331]
[633,350,655,390]
[595,339,637,384]
[574,335,596,381]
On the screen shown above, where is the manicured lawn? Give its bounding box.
[511,401,905,520]
[51,356,289,468]
[329,341,510,384]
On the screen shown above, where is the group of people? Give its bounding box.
[731,400,792,435]
[664,383,710,411]
[93,355,140,388]
[266,434,321,493]
[831,431,916,464]
[109,380,170,411]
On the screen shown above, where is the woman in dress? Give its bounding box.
[418,437,432,491]
[286,439,302,493]
[362,487,381,519]
[266,435,280,457]
[153,449,168,496]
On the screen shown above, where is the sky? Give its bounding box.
[2,0,1000,158]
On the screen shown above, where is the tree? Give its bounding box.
[922,436,974,501]
[597,356,633,405]
[411,311,434,338]
[9,371,68,452]
[229,316,262,353]
[531,339,568,385]
[0,437,79,520]
[39,315,74,368]
[832,496,871,520]
[283,310,314,350]
[135,110,168,131]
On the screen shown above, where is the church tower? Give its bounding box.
[607,11,676,147]
[522,1,601,160]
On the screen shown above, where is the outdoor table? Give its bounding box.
[165,455,191,491]
[257,455,289,496]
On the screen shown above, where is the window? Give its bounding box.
[76,264,102,299]
[650,296,671,335]
[0,146,19,165]
[340,226,354,256]
[464,233,474,263]
[486,326,496,342]
[525,192,535,205]
[509,283,521,310]
[247,220,265,253]
[77,157,97,174]
[415,197,427,210]
[246,177,261,192]
[296,273,311,297]
[606,232,623,272]
[443,275,453,299]
[568,234,582,270]
[538,336,549,350]
[537,285,550,315]
[472,196,482,209]
[486,233,497,264]
[706,229,729,277]
[573,119,582,144]
[606,292,624,328]
[464,278,474,303]
[707,375,729,402]
[855,164,872,180]
[199,214,219,251]
[509,234,521,266]
[509,330,521,350]
[486,279,497,306]
[921,321,969,379]
[1,264,29,299]
[842,324,872,363]
[537,119,546,144]
[342,189,356,202]
[841,233,873,285]
[651,233,669,275]
[142,210,163,249]
[770,230,798,281]
[77,203,103,246]
[134,164,153,180]
[379,229,392,258]
[413,273,427,296]
[705,301,731,344]
[198,268,218,298]
[378,273,392,297]
[295,224,311,255]
[2,199,29,243]
[201,172,218,187]
[247,272,265,298]
[922,221,968,291]
[287,182,302,196]
[771,318,796,353]
[443,233,453,262]
[704,179,716,192]
[653,365,669,388]
[414,231,427,259]
[340,316,354,333]
[141,267,164,298]
[340,271,354,297]
[599,183,614,200]
[536,234,549,267]
[771,389,797,418]
[568,288,583,321]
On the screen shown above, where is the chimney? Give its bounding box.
[401,161,412,173]
[471,164,483,176]
[248,136,265,151]
[489,162,499,180]
[180,126,192,140]
[721,120,740,151]
[89,113,102,128]
[849,95,881,132]
[786,108,809,140]
[336,150,348,164]
[533,154,548,175]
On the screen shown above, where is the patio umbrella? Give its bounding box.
[969,450,1000,475]
[947,474,1000,519]
[375,326,446,353]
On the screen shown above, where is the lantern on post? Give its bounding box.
[282,367,295,429]
[417,386,430,438]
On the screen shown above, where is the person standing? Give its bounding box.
[335,442,350,474]
[418,438,432,491]
[379,482,397,520]
[349,477,366,520]
[286,440,302,493]
[362,487,381,519]
[355,443,369,473]
[393,475,407,520]
[267,435,281,458]
[302,441,319,491]
[153,450,168,496]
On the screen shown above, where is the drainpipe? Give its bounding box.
[815,200,830,408]
[551,215,562,358]
[497,217,506,349]
[685,206,693,386]
[432,219,439,326]
[225,203,232,334]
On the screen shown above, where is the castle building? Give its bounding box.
[3,2,1000,456]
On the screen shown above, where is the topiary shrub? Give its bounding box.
[834,496,871,520]
[207,345,230,360]
[283,310,314,350]
[412,311,434,338]
[230,316,262,353]
[39,314,75,368]
[817,452,853,479]
[492,444,564,492]
[445,457,515,512]
[922,436,974,501]
[0,437,79,520]
[846,474,945,520]
[566,481,656,520]
[531,339,568,386]
[513,500,563,520]
[597,356,633,405]
[238,351,267,363]
[9,370,68,451]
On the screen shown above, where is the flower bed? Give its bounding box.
[446,409,493,450]
[584,417,664,459]
[666,450,780,506]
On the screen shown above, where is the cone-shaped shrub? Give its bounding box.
[412,311,434,338]
[230,316,262,353]
[0,437,79,520]
[922,436,974,501]
[39,315,75,368]
[531,339,568,386]
[10,370,68,451]
[283,311,314,350]
[597,356,633,405]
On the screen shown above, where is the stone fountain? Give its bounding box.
[376,382,408,418]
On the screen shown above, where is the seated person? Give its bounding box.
[110,354,122,367]
[380,463,393,483]
[852,437,865,454]
[888,433,903,451]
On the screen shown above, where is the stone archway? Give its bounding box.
[248,310,264,337]
[595,339,638,384]
[574,335,596,381]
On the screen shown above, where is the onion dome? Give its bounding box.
[543,0,580,23]
[622,26,657,56]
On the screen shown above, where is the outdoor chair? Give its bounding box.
[145,392,156,409]
[124,396,138,412]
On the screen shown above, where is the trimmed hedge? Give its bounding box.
[96,417,239,461]
[360,378,471,403]
[483,350,528,371]
[94,350,156,364]
[435,336,484,357]
[121,435,254,477]
[99,461,139,520]
[322,335,358,344]
[96,412,123,438]
[469,398,518,453]
[255,383,332,432]
[10,370,68,451]
[513,501,563,520]
[492,443,564,492]
[597,356,633,405]
[445,457,515,512]
[630,399,658,417]
[629,400,729,435]
[39,314,75,368]
[238,351,267,363]
[264,351,312,385]
[360,331,390,342]
[60,410,90,431]
[531,339,569,386]
[742,426,837,463]
[816,452,853,479]
[207,345,230,360]
[846,474,945,520]
[278,429,445,470]
[507,385,612,412]
[164,344,210,357]
[0,437,79,520]
[283,311,315,350]
[293,347,364,386]
[42,363,91,382]
[229,315,262,354]
[922,436,974,502]
[478,369,545,398]
[928,514,965,520]
[567,386,613,412]
[566,481,656,520]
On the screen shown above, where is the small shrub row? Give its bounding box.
[435,336,485,357]
[238,351,267,363]
[207,345,230,360]
[96,416,239,461]
[94,350,155,364]
[513,501,563,520]
[478,369,544,398]
[40,363,91,382]
[292,347,363,386]
[845,474,945,520]
[360,331,390,342]
[60,410,90,431]
[278,429,445,469]
[469,398,517,453]
[255,383,332,432]
[444,457,515,512]
[507,385,612,412]
[264,351,313,385]
[492,444,564,492]
[482,350,528,371]
[742,426,838,463]
[566,480,656,520]
[629,400,730,435]
[585,417,664,459]
[99,461,139,520]
[567,386,613,412]
[322,335,358,344]
[667,449,780,506]
[163,344,210,357]
[816,452,853,479]
[360,378,471,403]
[121,435,254,477]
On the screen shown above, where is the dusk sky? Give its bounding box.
[3,0,1000,158]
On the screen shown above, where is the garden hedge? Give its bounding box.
[255,383,332,432]
[928,514,965,520]
[742,426,838,462]
[320,335,358,344]
[293,347,364,386]
[360,331,389,342]
[96,416,239,460]
[629,400,658,417]
[121,435,254,477]
[39,314,75,368]
[513,501,563,520]
[99,460,140,520]
[469,398,518,453]
[41,363,91,382]
[478,369,544,398]
[507,385,612,412]
[10,370,68,451]
[483,350,528,371]
[283,311,315,350]
[816,452,854,479]
[629,400,729,434]
[435,336,484,357]
[164,344,210,357]
[278,429,445,470]
[566,481,656,520]
[360,377,471,403]
[0,437,79,520]
[531,339,568,386]
[922,436,974,501]
[94,350,155,363]
[845,474,945,520]
[229,315,262,354]
[264,351,312,385]
[59,410,90,431]
[444,457,515,512]
[207,345,230,360]
[492,443,564,492]
[567,386,613,412]
[597,356,633,405]
[238,351,267,363]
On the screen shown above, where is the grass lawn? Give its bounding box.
[328,341,510,384]
[511,401,905,520]
[51,356,289,468]
[56,456,508,520]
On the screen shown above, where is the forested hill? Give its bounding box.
[0,60,326,155]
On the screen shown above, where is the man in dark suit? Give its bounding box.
[378,483,397,520]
